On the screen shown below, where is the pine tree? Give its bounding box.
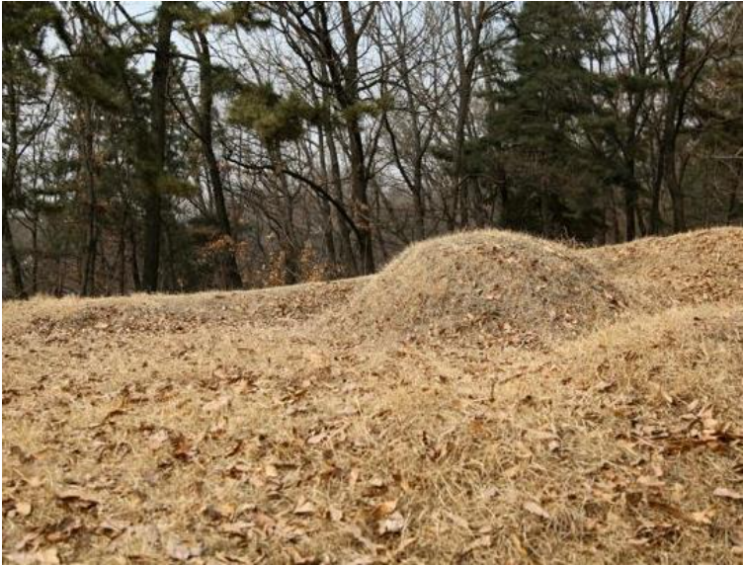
[54,3,179,292]
[487,2,608,239]
[2,2,62,298]
[229,83,318,283]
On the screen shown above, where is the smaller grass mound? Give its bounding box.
[335,230,634,346]
[2,278,366,340]
[587,227,743,306]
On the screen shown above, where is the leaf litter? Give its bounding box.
[3,227,743,563]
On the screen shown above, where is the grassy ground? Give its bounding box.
[3,228,743,564]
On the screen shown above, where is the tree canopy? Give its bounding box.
[3,1,742,298]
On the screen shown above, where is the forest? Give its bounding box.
[3,1,742,298]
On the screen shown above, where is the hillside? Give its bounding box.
[3,228,743,564]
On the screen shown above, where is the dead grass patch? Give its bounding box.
[587,227,743,306]
[331,230,638,349]
[3,228,742,564]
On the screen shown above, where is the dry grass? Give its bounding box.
[3,227,743,564]
[328,231,639,350]
[587,227,743,306]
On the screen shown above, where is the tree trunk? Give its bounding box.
[345,121,375,275]
[665,144,686,232]
[649,140,664,234]
[118,219,127,295]
[31,210,39,294]
[2,211,27,299]
[452,3,483,229]
[540,173,553,237]
[196,30,242,289]
[268,145,300,285]
[648,3,699,235]
[412,173,425,241]
[624,171,639,242]
[129,220,142,292]
[325,122,358,276]
[312,3,376,275]
[142,4,175,292]
[728,162,742,224]
[315,125,338,272]
[2,71,27,299]
[81,101,98,296]
[164,221,178,292]
[142,188,162,292]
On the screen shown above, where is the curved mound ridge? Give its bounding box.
[587,227,743,305]
[339,230,634,345]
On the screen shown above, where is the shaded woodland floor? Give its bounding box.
[3,228,743,564]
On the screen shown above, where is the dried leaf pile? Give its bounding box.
[3,227,742,564]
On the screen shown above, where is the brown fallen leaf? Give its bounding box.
[13,533,40,552]
[26,477,43,489]
[368,476,386,488]
[6,548,60,565]
[377,511,405,535]
[307,431,327,445]
[328,505,344,522]
[170,433,194,461]
[55,488,99,509]
[502,465,521,479]
[713,487,743,501]
[16,501,32,517]
[637,475,666,488]
[371,499,398,521]
[688,508,715,525]
[203,395,231,412]
[528,430,558,441]
[220,521,252,537]
[347,556,377,565]
[344,524,381,553]
[594,380,616,393]
[148,429,170,451]
[98,519,130,538]
[732,527,743,549]
[203,503,235,521]
[287,547,320,564]
[99,407,127,425]
[45,516,83,543]
[294,499,316,515]
[460,535,492,556]
[164,535,203,561]
[225,439,244,457]
[523,501,551,520]
[213,552,253,564]
[253,511,277,530]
